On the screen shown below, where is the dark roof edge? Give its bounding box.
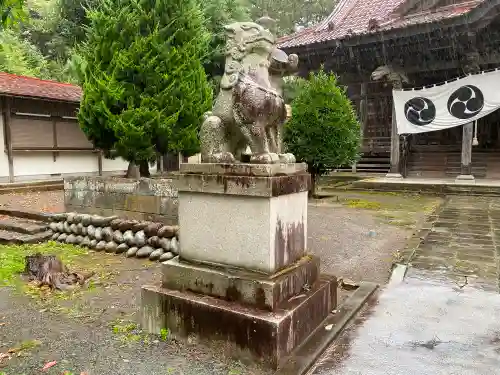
[0,92,81,104]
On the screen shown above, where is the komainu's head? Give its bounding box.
[224,21,274,50]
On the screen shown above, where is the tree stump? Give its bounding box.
[24,253,94,290]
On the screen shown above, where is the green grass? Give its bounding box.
[18,339,42,351]
[345,198,382,210]
[112,321,138,334]
[160,328,170,341]
[0,241,88,287]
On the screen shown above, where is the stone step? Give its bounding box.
[0,229,52,244]
[0,218,48,234]
[0,181,62,194]
[0,207,52,222]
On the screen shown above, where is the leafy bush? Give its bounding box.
[284,69,360,195]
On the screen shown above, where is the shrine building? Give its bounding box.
[278,0,500,182]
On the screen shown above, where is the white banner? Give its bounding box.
[393,70,500,135]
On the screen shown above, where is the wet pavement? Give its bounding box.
[307,196,500,375]
[309,268,500,375]
[410,195,500,290]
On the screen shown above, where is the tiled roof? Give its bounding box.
[380,3,479,29]
[278,0,483,49]
[0,72,82,102]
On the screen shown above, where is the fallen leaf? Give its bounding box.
[42,360,57,371]
[0,352,11,361]
[0,323,5,327]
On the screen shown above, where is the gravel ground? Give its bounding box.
[0,190,64,213]
[308,204,408,285]
[0,190,426,375]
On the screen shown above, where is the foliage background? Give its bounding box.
[0,0,336,83]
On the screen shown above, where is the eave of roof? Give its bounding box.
[277,0,488,50]
[0,72,82,103]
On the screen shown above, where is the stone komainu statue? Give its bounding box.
[200,16,299,164]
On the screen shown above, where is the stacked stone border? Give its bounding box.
[48,212,179,262]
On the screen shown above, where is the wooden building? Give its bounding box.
[278,0,500,180]
[0,73,129,182]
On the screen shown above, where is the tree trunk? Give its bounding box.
[139,160,151,177]
[126,162,140,179]
[309,172,316,198]
[157,154,164,174]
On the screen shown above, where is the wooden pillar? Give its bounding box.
[456,44,479,183]
[387,104,401,177]
[353,82,368,174]
[3,98,13,182]
[52,117,58,162]
[359,82,368,140]
[459,123,473,177]
[387,80,403,179]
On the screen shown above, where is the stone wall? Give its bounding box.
[64,176,179,225]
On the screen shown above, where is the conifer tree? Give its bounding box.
[78,0,212,176]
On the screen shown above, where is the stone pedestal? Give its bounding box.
[141,163,337,369]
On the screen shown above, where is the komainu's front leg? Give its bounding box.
[247,122,279,164]
[200,113,236,163]
[276,117,296,164]
[266,125,279,154]
[268,123,296,164]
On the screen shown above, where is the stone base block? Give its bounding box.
[141,275,337,369]
[455,174,475,184]
[180,162,307,176]
[179,188,308,274]
[162,255,320,311]
[385,172,403,179]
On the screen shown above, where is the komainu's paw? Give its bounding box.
[250,153,280,164]
[208,152,236,164]
[278,153,296,164]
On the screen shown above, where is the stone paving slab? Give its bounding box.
[0,229,52,244]
[408,196,500,289]
[309,269,500,375]
[0,217,47,234]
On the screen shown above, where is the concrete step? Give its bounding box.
[0,207,52,222]
[407,172,447,178]
[0,180,62,194]
[0,229,52,244]
[0,218,48,234]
